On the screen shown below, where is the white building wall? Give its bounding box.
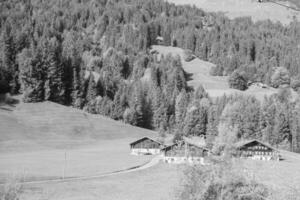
[131,148,161,155]
[164,156,206,165]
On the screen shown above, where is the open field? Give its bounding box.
[13,152,300,200]
[165,0,300,25]
[151,45,298,101]
[0,100,157,183]
[287,0,300,9]
[19,163,180,200]
[243,151,300,198]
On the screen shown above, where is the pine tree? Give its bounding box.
[206,105,218,148]
[274,104,292,149]
[175,90,188,130]
[228,70,248,91]
[152,87,168,130]
[44,37,65,104]
[84,72,98,113]
[183,101,208,136]
[291,102,300,152]
[18,44,45,102]
[2,23,19,94]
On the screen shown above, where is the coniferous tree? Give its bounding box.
[85,73,98,113]
[175,90,189,130]
[228,70,248,91]
[44,37,65,104]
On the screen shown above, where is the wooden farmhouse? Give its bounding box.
[162,137,210,164]
[235,140,280,161]
[130,137,164,155]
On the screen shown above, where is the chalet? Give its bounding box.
[162,137,210,164]
[156,36,164,45]
[235,140,280,161]
[130,137,164,155]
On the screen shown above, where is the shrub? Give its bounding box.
[183,50,195,62]
[291,76,300,91]
[228,71,248,91]
[271,67,290,88]
[0,178,22,200]
[176,160,269,200]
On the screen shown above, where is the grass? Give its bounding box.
[18,163,180,200]
[241,150,300,197]
[0,100,157,183]
[15,152,300,200]
[284,0,300,9]
[166,0,300,25]
[151,45,298,101]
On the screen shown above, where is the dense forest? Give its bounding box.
[0,0,300,152]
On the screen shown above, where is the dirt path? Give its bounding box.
[1,155,162,186]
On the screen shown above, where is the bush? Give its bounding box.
[0,178,22,200]
[291,76,300,91]
[228,71,248,91]
[183,50,195,62]
[176,160,269,200]
[271,67,290,88]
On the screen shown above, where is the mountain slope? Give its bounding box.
[0,100,158,182]
[151,45,298,101]
[166,0,300,25]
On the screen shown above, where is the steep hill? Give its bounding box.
[0,100,158,182]
[166,0,300,25]
[2,100,156,142]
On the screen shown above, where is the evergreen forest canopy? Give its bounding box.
[0,0,300,152]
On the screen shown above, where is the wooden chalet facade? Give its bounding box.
[235,140,280,161]
[130,137,164,155]
[162,137,210,164]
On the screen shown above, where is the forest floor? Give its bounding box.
[151,45,298,101]
[165,0,300,25]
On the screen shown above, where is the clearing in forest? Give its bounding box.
[165,0,300,25]
[151,45,286,101]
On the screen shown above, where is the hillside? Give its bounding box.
[151,45,298,101]
[0,100,157,182]
[166,0,300,25]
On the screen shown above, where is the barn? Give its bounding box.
[235,140,280,161]
[162,137,210,164]
[130,137,164,155]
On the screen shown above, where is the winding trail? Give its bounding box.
[1,155,162,186]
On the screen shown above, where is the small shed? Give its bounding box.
[162,137,210,164]
[130,137,164,155]
[235,140,280,161]
[156,36,164,45]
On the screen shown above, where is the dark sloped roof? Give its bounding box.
[161,143,178,151]
[129,136,163,146]
[235,139,278,151]
[161,137,210,152]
